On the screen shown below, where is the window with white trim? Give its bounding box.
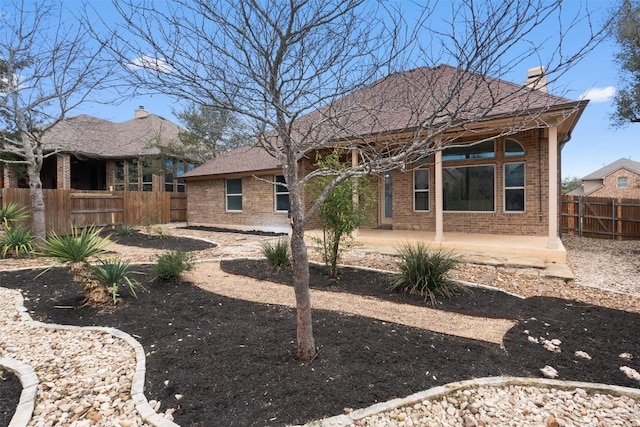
[504,162,525,212]
[226,178,242,211]
[413,169,429,211]
[274,175,290,212]
[617,176,628,189]
[443,165,495,211]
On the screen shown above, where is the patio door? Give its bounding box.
[380,172,393,226]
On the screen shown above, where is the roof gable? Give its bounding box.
[582,158,640,180]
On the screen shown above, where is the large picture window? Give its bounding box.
[413,169,429,211]
[504,162,525,212]
[443,165,495,211]
[226,178,242,211]
[275,175,290,212]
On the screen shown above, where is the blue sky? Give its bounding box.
[69,1,638,180]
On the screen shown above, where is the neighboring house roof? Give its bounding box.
[181,145,281,178]
[183,64,586,179]
[582,158,640,180]
[40,110,182,159]
[566,187,584,196]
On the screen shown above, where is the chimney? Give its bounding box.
[135,106,148,119]
[524,66,547,93]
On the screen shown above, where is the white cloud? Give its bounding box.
[580,86,616,103]
[128,55,173,73]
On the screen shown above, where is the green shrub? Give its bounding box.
[1,226,35,258]
[88,260,146,304]
[113,225,135,237]
[261,238,291,270]
[152,250,195,282]
[389,243,465,305]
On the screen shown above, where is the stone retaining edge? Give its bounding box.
[299,376,640,427]
[11,291,179,427]
[0,356,38,427]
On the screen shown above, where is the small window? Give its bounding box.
[142,174,153,191]
[226,178,242,211]
[128,160,140,191]
[274,175,290,212]
[504,139,525,156]
[114,160,125,190]
[504,162,525,212]
[165,173,174,192]
[617,176,628,189]
[443,140,495,161]
[413,169,429,211]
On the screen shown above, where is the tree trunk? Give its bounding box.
[27,166,46,240]
[290,220,316,362]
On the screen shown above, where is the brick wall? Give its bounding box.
[186,174,290,232]
[55,154,71,190]
[390,129,550,236]
[589,168,640,199]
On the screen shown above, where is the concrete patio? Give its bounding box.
[305,228,574,280]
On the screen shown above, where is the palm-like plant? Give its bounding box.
[88,260,145,304]
[39,225,113,304]
[0,202,29,230]
[1,226,35,258]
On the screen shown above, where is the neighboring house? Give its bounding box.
[182,65,587,251]
[567,158,640,199]
[1,107,191,192]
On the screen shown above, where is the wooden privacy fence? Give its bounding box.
[561,195,640,240]
[0,189,187,235]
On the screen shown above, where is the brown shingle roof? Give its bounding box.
[181,145,281,178]
[582,158,640,180]
[41,112,181,159]
[183,65,585,178]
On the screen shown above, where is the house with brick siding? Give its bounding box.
[567,158,640,199]
[1,107,191,192]
[182,65,588,250]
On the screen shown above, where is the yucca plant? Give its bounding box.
[38,225,113,304]
[113,224,135,238]
[151,250,195,282]
[88,260,145,304]
[0,202,29,230]
[1,226,35,258]
[389,243,466,305]
[261,238,291,270]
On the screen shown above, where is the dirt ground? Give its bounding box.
[1,229,639,427]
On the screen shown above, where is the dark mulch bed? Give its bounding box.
[0,259,638,427]
[180,225,287,237]
[0,370,21,427]
[104,231,217,252]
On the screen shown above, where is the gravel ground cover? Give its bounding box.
[0,228,638,426]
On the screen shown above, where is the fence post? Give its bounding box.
[578,196,583,236]
[612,199,616,240]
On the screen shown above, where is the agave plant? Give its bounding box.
[38,225,113,304]
[1,226,35,258]
[0,202,29,230]
[88,260,145,304]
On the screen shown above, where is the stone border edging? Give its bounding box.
[11,291,179,427]
[300,376,640,427]
[0,357,38,427]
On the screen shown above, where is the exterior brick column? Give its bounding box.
[56,154,71,190]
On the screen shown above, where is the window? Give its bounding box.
[617,176,628,189]
[128,160,140,191]
[226,178,242,211]
[413,169,429,211]
[142,174,153,191]
[504,163,525,212]
[443,165,494,211]
[443,140,495,161]
[504,139,525,156]
[114,160,125,190]
[274,175,290,212]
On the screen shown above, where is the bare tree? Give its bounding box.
[102,0,607,361]
[0,0,113,239]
